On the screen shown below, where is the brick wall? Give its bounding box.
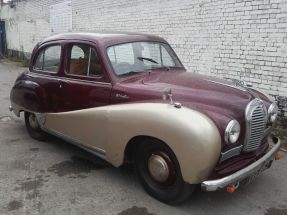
[0,0,287,121]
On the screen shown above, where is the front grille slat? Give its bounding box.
[250,130,265,135]
[243,99,267,152]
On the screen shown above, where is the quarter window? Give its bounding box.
[68,44,103,77]
[34,45,61,73]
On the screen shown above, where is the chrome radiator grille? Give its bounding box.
[243,99,267,152]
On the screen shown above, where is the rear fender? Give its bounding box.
[10,75,44,115]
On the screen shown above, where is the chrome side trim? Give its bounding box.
[42,127,107,160]
[219,145,243,163]
[115,93,129,99]
[27,72,112,86]
[201,137,281,191]
[205,80,247,92]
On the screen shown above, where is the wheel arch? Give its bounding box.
[124,135,170,164]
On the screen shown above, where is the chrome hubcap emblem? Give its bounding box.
[29,114,39,130]
[148,154,170,182]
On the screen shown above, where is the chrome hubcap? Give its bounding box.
[29,114,39,130]
[148,154,170,182]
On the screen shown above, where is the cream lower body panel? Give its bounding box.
[42,103,222,184]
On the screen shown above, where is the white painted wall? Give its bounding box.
[0,0,287,100]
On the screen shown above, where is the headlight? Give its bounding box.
[224,120,241,144]
[268,103,278,123]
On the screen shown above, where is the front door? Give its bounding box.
[48,42,112,151]
[60,42,112,111]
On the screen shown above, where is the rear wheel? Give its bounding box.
[24,112,48,141]
[134,138,194,205]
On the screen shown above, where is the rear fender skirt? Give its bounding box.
[42,103,221,184]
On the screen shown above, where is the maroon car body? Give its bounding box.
[10,32,281,204]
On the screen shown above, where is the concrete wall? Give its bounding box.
[0,0,286,122]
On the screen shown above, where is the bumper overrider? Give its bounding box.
[201,137,281,192]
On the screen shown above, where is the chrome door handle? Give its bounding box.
[58,79,68,89]
[115,93,129,99]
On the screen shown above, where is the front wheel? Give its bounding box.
[134,138,194,205]
[24,112,48,141]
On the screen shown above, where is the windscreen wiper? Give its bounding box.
[118,71,140,77]
[137,57,171,71]
[137,57,158,64]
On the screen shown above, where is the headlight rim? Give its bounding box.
[224,120,241,144]
[268,102,278,123]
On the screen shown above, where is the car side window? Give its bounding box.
[107,43,135,75]
[33,45,61,73]
[68,44,103,77]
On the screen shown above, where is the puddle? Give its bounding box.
[9,138,21,143]
[7,200,23,211]
[265,207,287,215]
[14,175,45,200]
[0,116,12,122]
[10,160,29,170]
[118,206,156,215]
[47,155,108,178]
[30,148,39,152]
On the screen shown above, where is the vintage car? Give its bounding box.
[9,32,281,205]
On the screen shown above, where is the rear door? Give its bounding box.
[28,43,64,112]
[59,41,112,111]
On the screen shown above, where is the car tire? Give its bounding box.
[24,112,48,141]
[134,138,194,205]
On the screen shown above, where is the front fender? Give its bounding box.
[43,103,221,184]
[105,103,221,184]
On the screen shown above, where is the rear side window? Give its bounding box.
[33,45,61,73]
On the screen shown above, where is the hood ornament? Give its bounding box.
[162,88,181,108]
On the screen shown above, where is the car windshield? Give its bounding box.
[107,41,183,76]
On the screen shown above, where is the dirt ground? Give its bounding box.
[0,59,286,215]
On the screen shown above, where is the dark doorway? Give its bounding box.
[0,20,6,58]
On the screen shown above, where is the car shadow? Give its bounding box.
[42,134,239,205]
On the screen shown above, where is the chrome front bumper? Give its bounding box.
[201,137,281,191]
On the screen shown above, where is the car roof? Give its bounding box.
[39,32,168,47]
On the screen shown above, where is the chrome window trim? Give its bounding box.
[27,72,112,86]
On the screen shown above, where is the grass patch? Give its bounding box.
[273,126,287,149]
[8,57,30,67]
